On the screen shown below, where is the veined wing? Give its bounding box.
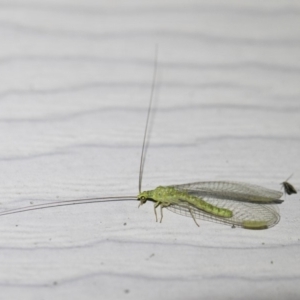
[171,181,283,203]
[166,197,280,229]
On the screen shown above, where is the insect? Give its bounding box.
[281,175,297,196]
[0,48,284,230]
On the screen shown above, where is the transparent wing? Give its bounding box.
[171,181,283,203]
[166,198,280,229]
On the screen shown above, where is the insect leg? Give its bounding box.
[160,205,164,223]
[154,202,160,222]
[188,207,200,227]
[159,203,171,223]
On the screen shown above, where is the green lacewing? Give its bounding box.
[0,47,284,230]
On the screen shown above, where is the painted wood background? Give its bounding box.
[0,1,300,299]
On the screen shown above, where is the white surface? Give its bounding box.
[0,1,300,299]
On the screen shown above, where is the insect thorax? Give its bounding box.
[138,186,182,204]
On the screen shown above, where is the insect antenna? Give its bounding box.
[138,45,159,193]
[0,196,137,217]
[1,49,159,217]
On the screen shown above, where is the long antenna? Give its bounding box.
[0,196,137,217]
[138,45,159,193]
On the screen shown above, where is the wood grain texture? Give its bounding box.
[0,1,300,299]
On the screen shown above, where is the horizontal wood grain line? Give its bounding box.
[0,21,299,46]
[0,235,298,252]
[1,3,300,16]
[0,104,299,123]
[1,56,300,74]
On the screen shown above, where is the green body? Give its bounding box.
[138,186,232,218]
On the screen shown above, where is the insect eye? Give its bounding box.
[139,196,147,204]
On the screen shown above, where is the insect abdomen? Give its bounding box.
[186,194,233,218]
